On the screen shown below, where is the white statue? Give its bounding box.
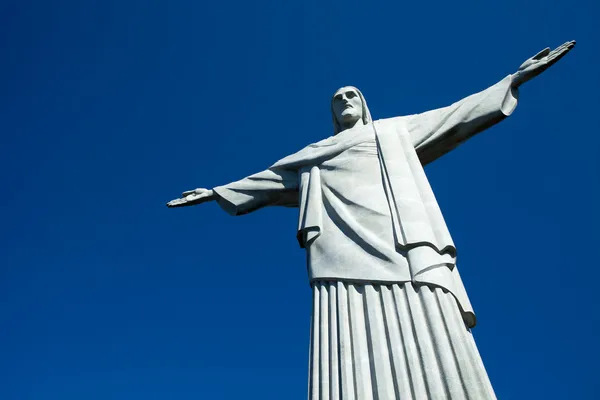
[168,42,575,400]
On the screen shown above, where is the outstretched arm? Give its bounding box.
[166,167,299,215]
[408,41,575,165]
[407,74,518,165]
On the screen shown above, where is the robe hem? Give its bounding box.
[308,277,477,328]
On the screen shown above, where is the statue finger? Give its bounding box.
[167,198,185,207]
[546,43,574,63]
[532,47,550,60]
[182,190,196,197]
[556,40,576,51]
[562,41,576,52]
[546,50,570,65]
[518,59,532,70]
[549,41,575,57]
[518,57,540,72]
[549,42,571,56]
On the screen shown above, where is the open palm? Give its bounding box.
[166,188,215,208]
[512,41,575,87]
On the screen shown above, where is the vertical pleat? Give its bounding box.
[337,282,356,400]
[329,283,340,400]
[391,285,428,399]
[419,286,467,400]
[464,334,496,400]
[348,285,374,400]
[309,282,496,400]
[436,290,497,400]
[321,284,330,400]
[311,284,321,400]
[380,285,414,399]
[404,284,447,399]
[364,285,396,399]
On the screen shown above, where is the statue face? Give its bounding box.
[332,87,363,127]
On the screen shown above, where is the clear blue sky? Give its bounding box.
[1,1,598,399]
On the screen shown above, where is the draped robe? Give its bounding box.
[213,75,518,328]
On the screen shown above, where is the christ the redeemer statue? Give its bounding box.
[168,42,575,400]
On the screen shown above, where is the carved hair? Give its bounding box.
[331,86,373,135]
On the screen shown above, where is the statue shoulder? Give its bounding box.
[374,115,412,130]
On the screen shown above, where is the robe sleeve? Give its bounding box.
[407,75,519,165]
[212,167,299,216]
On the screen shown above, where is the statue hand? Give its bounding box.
[512,40,575,88]
[166,188,216,208]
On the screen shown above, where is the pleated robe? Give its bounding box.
[309,282,496,400]
[213,76,518,399]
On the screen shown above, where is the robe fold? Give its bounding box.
[214,75,518,328]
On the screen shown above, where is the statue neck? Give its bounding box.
[338,119,366,134]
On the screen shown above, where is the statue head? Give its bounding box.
[331,86,372,135]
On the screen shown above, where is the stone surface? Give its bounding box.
[167,41,575,399]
